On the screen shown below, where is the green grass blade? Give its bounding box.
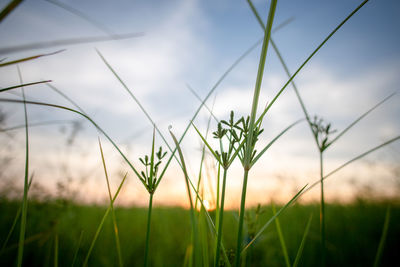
[251,119,303,166]
[169,129,200,267]
[0,50,65,68]
[54,233,58,267]
[186,84,219,123]
[16,65,29,267]
[98,139,123,267]
[0,98,144,182]
[0,80,51,93]
[0,33,144,55]
[292,214,313,267]
[256,0,370,126]
[191,122,222,164]
[303,135,400,195]
[154,36,264,191]
[236,2,277,265]
[71,230,84,267]
[45,83,87,114]
[0,173,33,255]
[82,173,128,267]
[44,0,114,35]
[0,119,76,132]
[242,185,307,254]
[373,207,391,267]
[0,0,23,23]
[97,50,174,153]
[326,92,396,148]
[272,203,291,267]
[194,95,216,210]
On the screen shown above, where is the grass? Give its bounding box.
[1,0,400,266]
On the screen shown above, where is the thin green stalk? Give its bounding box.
[0,0,23,23]
[235,169,249,266]
[144,193,154,267]
[0,80,51,93]
[82,173,128,267]
[373,207,391,267]
[319,152,325,267]
[214,168,228,267]
[0,174,33,255]
[17,65,29,267]
[170,130,200,267]
[272,204,290,267]
[71,230,84,267]
[54,234,59,267]
[99,139,123,267]
[236,1,277,266]
[292,215,313,267]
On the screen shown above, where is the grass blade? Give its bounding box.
[242,184,307,254]
[251,119,303,166]
[303,135,400,195]
[82,172,128,267]
[191,122,222,164]
[16,65,29,267]
[326,92,396,148]
[236,1,277,266]
[373,207,391,267]
[0,50,65,68]
[256,0,370,125]
[71,230,84,267]
[0,33,144,55]
[169,129,200,267]
[0,173,33,255]
[292,214,313,267]
[0,0,23,23]
[98,139,123,267]
[272,203,291,267]
[0,80,51,93]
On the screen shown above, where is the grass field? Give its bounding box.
[0,199,398,266]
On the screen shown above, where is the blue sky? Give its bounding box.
[0,0,399,207]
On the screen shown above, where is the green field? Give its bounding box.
[0,199,398,266]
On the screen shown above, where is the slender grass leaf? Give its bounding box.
[0,0,23,23]
[242,184,307,253]
[272,203,291,267]
[373,207,391,267]
[0,50,65,68]
[292,214,313,267]
[0,80,51,93]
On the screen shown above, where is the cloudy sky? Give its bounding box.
[0,0,399,208]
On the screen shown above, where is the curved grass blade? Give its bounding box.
[98,139,123,267]
[251,119,303,166]
[242,185,307,254]
[0,119,75,132]
[169,129,200,267]
[191,122,221,164]
[186,84,219,123]
[326,92,396,149]
[44,0,114,36]
[0,98,144,182]
[272,203,291,267]
[82,172,128,267]
[0,0,23,23]
[292,214,313,267]
[45,83,87,114]
[373,207,391,267]
[16,65,29,267]
[0,80,51,93]
[0,33,144,55]
[0,50,65,68]
[0,173,33,255]
[302,135,400,195]
[71,230,84,267]
[256,0,370,126]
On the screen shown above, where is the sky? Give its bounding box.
[0,0,399,208]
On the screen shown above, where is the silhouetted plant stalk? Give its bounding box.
[138,127,167,267]
[234,1,277,266]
